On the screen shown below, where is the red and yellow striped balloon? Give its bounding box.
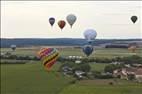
[37,48,59,70]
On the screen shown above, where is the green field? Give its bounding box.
[90,63,108,71]
[1,47,142,58]
[1,47,142,94]
[1,63,74,94]
[60,79,142,94]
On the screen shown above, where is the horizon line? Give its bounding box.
[1,38,142,40]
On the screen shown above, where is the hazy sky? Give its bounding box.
[1,1,142,39]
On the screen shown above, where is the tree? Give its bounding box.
[60,62,91,73]
[92,71,101,78]
[73,63,91,72]
[128,74,135,80]
[104,64,124,73]
[123,55,142,64]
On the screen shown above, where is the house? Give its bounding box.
[113,69,128,80]
[132,64,142,67]
[135,68,142,83]
[68,56,82,60]
[62,66,73,75]
[1,52,5,56]
[113,67,142,82]
[75,70,86,79]
[124,64,131,68]
[75,60,81,64]
[111,62,123,65]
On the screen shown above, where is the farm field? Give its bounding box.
[1,63,74,94]
[60,79,142,94]
[1,47,142,94]
[1,47,142,58]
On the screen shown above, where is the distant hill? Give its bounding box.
[1,38,142,48]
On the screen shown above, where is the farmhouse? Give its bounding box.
[111,62,123,65]
[75,70,86,79]
[113,67,142,82]
[135,68,142,82]
[62,66,73,75]
[68,56,82,59]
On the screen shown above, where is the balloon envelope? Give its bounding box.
[37,48,59,70]
[82,45,94,56]
[84,29,97,42]
[131,16,137,23]
[66,14,77,28]
[11,45,16,51]
[128,46,137,53]
[49,17,55,26]
[58,20,66,30]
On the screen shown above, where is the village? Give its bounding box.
[61,55,142,83]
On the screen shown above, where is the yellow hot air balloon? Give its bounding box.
[37,48,59,70]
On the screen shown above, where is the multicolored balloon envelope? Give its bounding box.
[37,48,59,70]
[82,45,94,57]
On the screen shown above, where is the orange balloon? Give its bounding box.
[58,20,66,30]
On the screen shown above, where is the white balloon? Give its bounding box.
[83,29,97,41]
[66,14,77,28]
[11,45,16,48]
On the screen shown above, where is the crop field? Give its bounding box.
[1,47,142,94]
[1,63,74,94]
[1,47,142,58]
[60,79,142,94]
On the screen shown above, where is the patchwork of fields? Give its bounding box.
[1,47,142,94]
[1,47,142,58]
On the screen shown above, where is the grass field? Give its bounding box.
[90,63,109,72]
[1,63,74,94]
[60,79,142,94]
[1,47,142,58]
[1,47,142,94]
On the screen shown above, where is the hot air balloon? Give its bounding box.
[10,45,16,51]
[37,48,59,70]
[66,14,77,28]
[83,29,97,43]
[58,20,66,30]
[128,45,137,53]
[82,45,94,57]
[131,16,138,24]
[49,17,55,27]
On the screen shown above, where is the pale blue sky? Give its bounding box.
[1,1,142,39]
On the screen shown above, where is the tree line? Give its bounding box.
[1,53,142,64]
